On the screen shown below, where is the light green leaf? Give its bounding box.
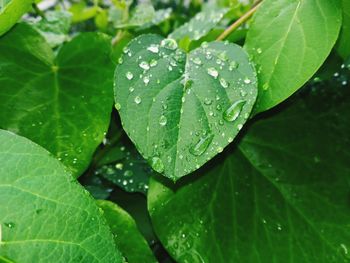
[148,85,350,262]
[0,0,33,36]
[26,10,72,48]
[169,7,229,42]
[0,23,114,176]
[244,0,342,113]
[336,0,350,59]
[97,200,157,263]
[0,130,123,262]
[114,35,257,180]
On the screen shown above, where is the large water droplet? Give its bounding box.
[147,44,159,53]
[189,134,214,156]
[223,100,246,122]
[151,157,164,173]
[139,61,150,70]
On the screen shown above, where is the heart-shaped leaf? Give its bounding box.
[0,130,123,262]
[114,35,257,180]
[0,23,114,176]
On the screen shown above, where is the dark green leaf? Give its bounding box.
[115,35,257,180]
[244,0,342,113]
[97,200,157,263]
[0,23,114,176]
[336,0,350,59]
[0,130,123,262]
[148,85,350,262]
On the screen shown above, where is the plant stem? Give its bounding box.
[216,1,262,41]
[32,3,46,19]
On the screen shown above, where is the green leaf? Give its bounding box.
[244,0,342,113]
[97,200,157,263]
[96,140,155,194]
[0,23,114,176]
[148,86,350,262]
[0,130,123,262]
[26,10,72,48]
[114,35,257,180]
[336,0,350,59]
[169,7,228,42]
[0,0,33,36]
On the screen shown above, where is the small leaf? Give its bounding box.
[115,35,257,180]
[97,200,157,263]
[244,0,342,113]
[169,7,229,42]
[0,0,32,36]
[0,130,123,262]
[336,0,350,59]
[148,84,350,262]
[0,23,114,176]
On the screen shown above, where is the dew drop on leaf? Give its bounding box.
[134,96,142,104]
[126,71,133,80]
[150,156,164,173]
[189,134,214,156]
[160,38,178,50]
[139,61,150,70]
[207,67,218,79]
[159,115,167,126]
[223,100,246,122]
[114,103,121,110]
[219,78,229,88]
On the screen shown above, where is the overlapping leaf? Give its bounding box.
[0,23,114,176]
[97,200,157,263]
[114,35,257,180]
[0,130,123,262]
[148,84,350,262]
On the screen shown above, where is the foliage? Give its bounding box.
[0,0,349,262]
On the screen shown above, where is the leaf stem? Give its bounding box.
[216,1,262,41]
[32,3,46,19]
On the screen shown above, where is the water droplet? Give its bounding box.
[160,38,178,50]
[219,78,229,88]
[4,222,15,228]
[143,76,150,85]
[223,100,246,122]
[150,157,164,173]
[263,83,269,90]
[126,72,133,80]
[159,115,167,126]
[139,61,150,70]
[256,47,262,54]
[207,67,218,79]
[114,103,121,110]
[193,57,202,65]
[147,45,159,53]
[150,59,158,67]
[244,77,251,84]
[204,98,212,105]
[123,170,133,177]
[134,96,142,104]
[229,61,239,70]
[189,134,214,156]
[115,163,123,170]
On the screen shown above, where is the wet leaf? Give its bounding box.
[245,0,342,113]
[148,85,350,262]
[0,130,123,262]
[0,23,114,176]
[97,200,157,263]
[114,35,257,180]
